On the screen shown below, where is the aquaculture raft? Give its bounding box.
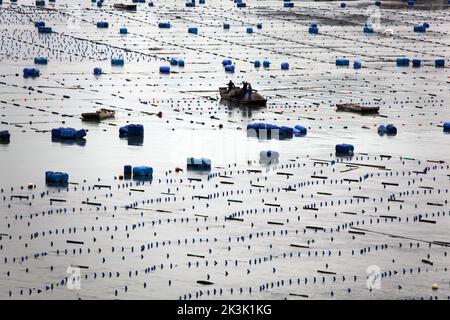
[336,103,379,114]
[82,109,116,121]
[219,87,267,106]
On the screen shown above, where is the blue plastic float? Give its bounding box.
[335,144,354,155]
[396,57,410,66]
[93,67,102,75]
[133,166,153,177]
[111,58,124,66]
[158,22,171,28]
[23,68,40,77]
[224,65,235,72]
[443,122,450,132]
[34,57,48,65]
[159,66,171,74]
[336,58,350,66]
[45,171,69,184]
[187,158,211,170]
[0,130,10,143]
[96,21,109,28]
[119,124,144,137]
[51,128,86,139]
[38,26,52,33]
[188,27,198,34]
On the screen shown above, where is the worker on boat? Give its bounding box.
[242,82,248,96]
[247,83,253,100]
[227,80,235,93]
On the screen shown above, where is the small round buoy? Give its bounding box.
[432,283,439,290]
[27,183,33,189]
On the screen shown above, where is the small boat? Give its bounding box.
[113,3,137,11]
[219,85,267,106]
[81,109,115,121]
[336,103,379,114]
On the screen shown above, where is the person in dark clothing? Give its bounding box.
[227,80,235,92]
[242,82,248,96]
[247,83,253,100]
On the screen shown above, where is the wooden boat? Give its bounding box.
[336,103,379,114]
[219,86,267,106]
[81,108,115,121]
[113,3,137,11]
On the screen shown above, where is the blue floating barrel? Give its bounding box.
[407,0,414,6]
[133,166,153,177]
[0,130,10,142]
[353,61,362,69]
[340,2,346,8]
[93,67,102,75]
[396,57,410,67]
[413,25,426,32]
[158,22,171,28]
[336,58,350,66]
[23,68,40,77]
[254,60,261,68]
[38,26,52,33]
[223,22,230,30]
[284,2,294,7]
[363,26,373,33]
[97,1,103,7]
[309,26,319,34]
[124,165,132,176]
[335,144,354,155]
[375,1,381,6]
[263,60,270,67]
[111,58,124,66]
[224,65,235,73]
[443,122,450,132]
[246,27,253,34]
[256,23,262,29]
[122,124,144,137]
[159,66,171,74]
[185,1,195,7]
[379,124,397,135]
[46,171,69,184]
[120,27,128,34]
[294,125,307,136]
[222,59,232,66]
[199,0,205,3]
[236,2,246,7]
[412,59,421,67]
[34,57,48,65]
[178,59,185,67]
[188,27,198,34]
[377,125,386,135]
[35,21,45,28]
[281,62,289,70]
[36,0,45,6]
[170,58,178,66]
[52,127,86,139]
[385,124,397,135]
[187,158,211,170]
[435,59,445,68]
[96,21,109,28]
[423,22,430,29]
